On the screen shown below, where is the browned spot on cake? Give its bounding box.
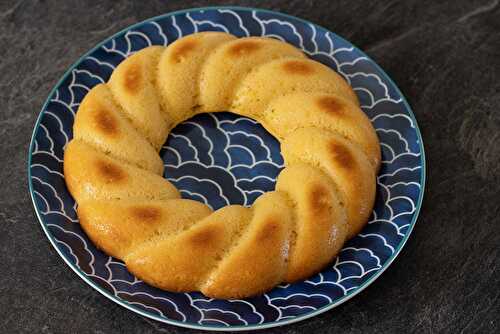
[281,60,315,75]
[316,96,345,116]
[130,205,162,222]
[94,108,118,135]
[329,141,354,169]
[308,184,330,216]
[123,62,142,93]
[188,225,220,246]
[227,40,261,56]
[96,159,127,182]
[170,39,197,63]
[256,218,281,242]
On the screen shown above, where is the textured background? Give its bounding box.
[1,0,499,333]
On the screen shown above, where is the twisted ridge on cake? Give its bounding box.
[63,32,380,299]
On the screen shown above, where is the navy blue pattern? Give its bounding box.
[28,7,425,330]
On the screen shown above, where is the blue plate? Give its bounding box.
[28,6,426,331]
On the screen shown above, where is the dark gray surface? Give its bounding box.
[1,0,499,333]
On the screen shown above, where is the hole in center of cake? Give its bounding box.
[160,112,284,210]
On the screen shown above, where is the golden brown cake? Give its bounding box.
[280,128,376,238]
[73,84,164,174]
[199,37,306,113]
[275,163,348,282]
[231,58,359,119]
[108,46,169,150]
[262,92,381,170]
[200,192,293,298]
[64,140,179,202]
[63,32,380,299]
[78,199,212,259]
[157,32,237,124]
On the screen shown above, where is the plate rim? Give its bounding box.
[27,5,426,331]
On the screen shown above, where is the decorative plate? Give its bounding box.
[28,6,425,331]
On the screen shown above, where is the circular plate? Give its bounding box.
[28,6,425,331]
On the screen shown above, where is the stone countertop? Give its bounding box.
[0,0,499,333]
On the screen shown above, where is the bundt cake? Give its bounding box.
[64,32,379,299]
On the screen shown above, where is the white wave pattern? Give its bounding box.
[30,9,423,327]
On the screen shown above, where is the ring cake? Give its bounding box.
[64,32,380,299]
